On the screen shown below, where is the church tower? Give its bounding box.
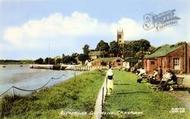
[117,29,125,46]
[117,28,125,58]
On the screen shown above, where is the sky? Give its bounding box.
[0,0,189,59]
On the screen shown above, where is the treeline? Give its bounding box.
[0,60,33,64]
[34,39,155,65]
[34,53,89,65]
[90,39,155,58]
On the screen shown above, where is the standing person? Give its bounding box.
[106,65,114,96]
[158,66,163,81]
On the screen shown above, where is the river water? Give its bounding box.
[0,65,79,96]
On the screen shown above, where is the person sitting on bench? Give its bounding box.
[137,68,146,83]
[159,69,172,90]
[149,69,159,84]
[166,70,177,91]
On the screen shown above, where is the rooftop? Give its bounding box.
[89,50,102,56]
[145,42,187,59]
[95,57,123,62]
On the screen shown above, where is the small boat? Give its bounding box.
[20,65,23,67]
[2,65,6,68]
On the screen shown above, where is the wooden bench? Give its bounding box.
[151,76,185,91]
[172,76,184,89]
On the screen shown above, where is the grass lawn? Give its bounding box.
[103,70,190,119]
[0,70,105,119]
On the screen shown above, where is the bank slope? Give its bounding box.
[0,70,105,119]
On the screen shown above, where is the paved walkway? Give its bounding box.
[171,74,190,109]
[171,91,190,109]
[183,75,190,87]
[94,77,107,119]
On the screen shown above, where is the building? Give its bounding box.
[117,29,125,58]
[144,42,190,74]
[88,50,102,60]
[117,29,125,46]
[91,57,124,67]
[88,28,125,60]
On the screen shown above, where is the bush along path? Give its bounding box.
[102,70,190,119]
[0,70,105,119]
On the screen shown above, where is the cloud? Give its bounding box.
[3,12,113,49]
[111,18,141,38]
[1,11,189,59]
[2,11,142,58]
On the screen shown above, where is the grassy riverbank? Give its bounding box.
[103,70,190,119]
[0,70,105,119]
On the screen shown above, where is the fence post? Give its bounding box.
[102,87,104,108]
[12,86,15,97]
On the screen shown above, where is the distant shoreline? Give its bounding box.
[0,60,33,65]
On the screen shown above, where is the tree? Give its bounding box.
[123,39,151,57]
[71,53,79,58]
[138,39,151,51]
[71,53,79,64]
[45,57,55,64]
[62,53,65,63]
[83,44,90,55]
[62,55,77,64]
[55,58,62,64]
[62,56,71,64]
[34,58,44,64]
[137,39,151,59]
[96,40,110,52]
[109,41,119,57]
[78,54,89,64]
